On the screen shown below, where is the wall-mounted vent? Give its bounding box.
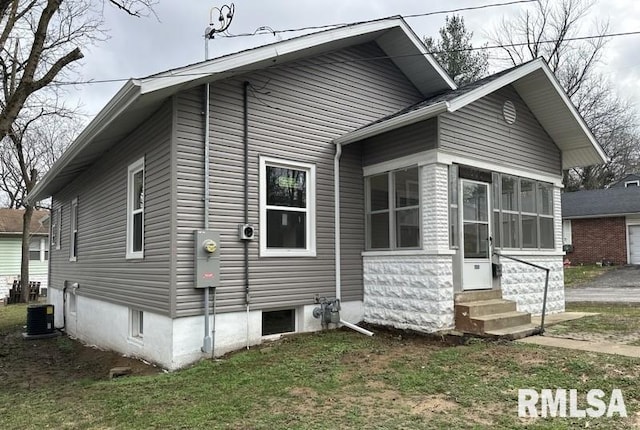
[503,100,516,124]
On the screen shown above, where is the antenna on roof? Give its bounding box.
[204,3,235,60]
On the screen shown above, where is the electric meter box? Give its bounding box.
[194,230,221,289]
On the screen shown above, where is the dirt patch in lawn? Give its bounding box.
[0,309,161,392]
[283,384,459,420]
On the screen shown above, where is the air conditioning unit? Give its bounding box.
[239,223,255,240]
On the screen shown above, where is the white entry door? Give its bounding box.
[461,180,492,290]
[629,225,640,264]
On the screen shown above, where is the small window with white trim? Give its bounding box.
[52,207,61,250]
[130,309,143,339]
[126,158,145,259]
[70,198,78,261]
[365,166,421,250]
[260,157,316,257]
[29,238,48,261]
[625,180,639,187]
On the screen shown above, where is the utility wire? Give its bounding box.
[220,0,539,39]
[49,28,640,87]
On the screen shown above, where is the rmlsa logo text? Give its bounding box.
[518,389,627,418]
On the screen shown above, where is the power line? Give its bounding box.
[50,28,640,88]
[219,0,539,39]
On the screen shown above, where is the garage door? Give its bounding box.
[630,225,640,264]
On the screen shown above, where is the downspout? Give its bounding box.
[334,143,342,301]
[201,81,213,354]
[243,81,250,349]
[334,143,374,337]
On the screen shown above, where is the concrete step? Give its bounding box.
[454,289,502,304]
[455,299,517,318]
[474,311,532,332]
[485,323,540,340]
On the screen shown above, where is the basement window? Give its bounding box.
[130,309,144,339]
[262,309,295,336]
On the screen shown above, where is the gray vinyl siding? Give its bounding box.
[439,85,561,175]
[174,42,423,316]
[340,143,364,300]
[49,102,173,315]
[362,118,437,166]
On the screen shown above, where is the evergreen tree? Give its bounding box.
[424,15,488,86]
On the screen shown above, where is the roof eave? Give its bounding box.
[26,80,142,204]
[334,101,450,145]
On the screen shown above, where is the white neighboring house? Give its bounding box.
[0,209,50,300]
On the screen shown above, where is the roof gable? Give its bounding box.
[28,17,455,203]
[335,58,607,171]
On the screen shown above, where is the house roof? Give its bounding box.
[27,17,456,204]
[334,58,608,170]
[611,173,640,188]
[562,187,640,219]
[0,209,49,235]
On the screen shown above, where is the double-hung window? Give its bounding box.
[260,157,316,257]
[366,167,420,250]
[127,158,145,259]
[70,198,78,261]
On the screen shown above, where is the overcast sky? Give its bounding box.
[69,0,640,117]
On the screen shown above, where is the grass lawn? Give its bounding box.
[2,304,640,429]
[563,265,616,288]
[546,303,640,345]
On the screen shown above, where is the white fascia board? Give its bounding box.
[447,59,545,112]
[447,58,607,166]
[26,80,141,204]
[140,19,407,95]
[395,20,457,91]
[334,101,449,146]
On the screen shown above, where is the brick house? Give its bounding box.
[562,175,640,265]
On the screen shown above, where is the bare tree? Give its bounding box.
[1,0,156,302]
[488,0,640,190]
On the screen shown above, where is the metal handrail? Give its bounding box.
[493,251,550,334]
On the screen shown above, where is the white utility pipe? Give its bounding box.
[340,319,374,337]
[333,143,342,300]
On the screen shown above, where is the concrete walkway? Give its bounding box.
[531,311,598,326]
[517,335,640,358]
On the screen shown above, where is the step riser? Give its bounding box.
[455,290,502,303]
[482,314,531,332]
[456,301,517,318]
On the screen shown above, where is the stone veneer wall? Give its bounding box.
[363,163,455,333]
[363,255,454,332]
[499,255,564,314]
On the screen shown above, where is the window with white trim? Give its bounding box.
[126,158,145,259]
[260,157,316,257]
[493,174,554,250]
[70,197,78,261]
[52,207,61,250]
[366,166,420,250]
[625,180,639,187]
[29,238,48,261]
